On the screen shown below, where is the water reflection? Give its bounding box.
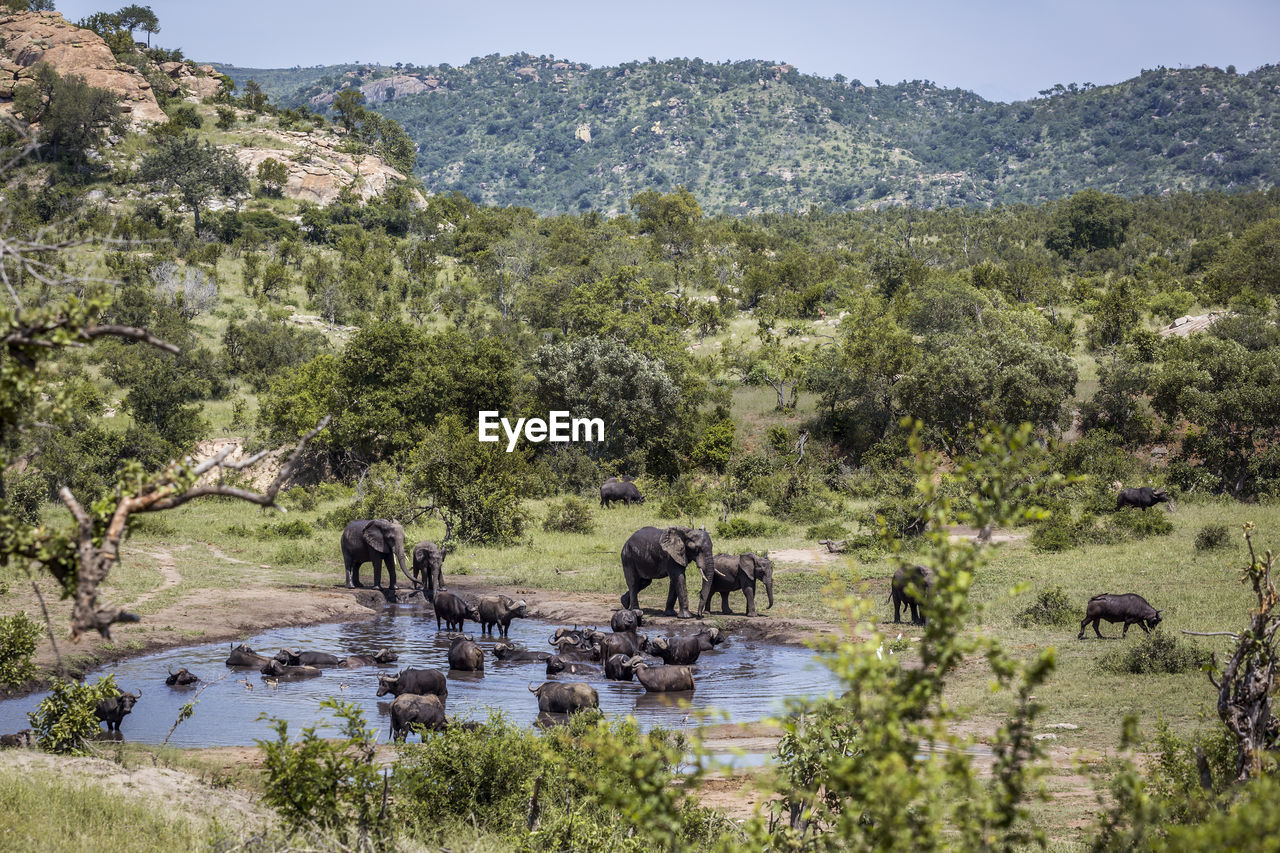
[0,607,839,747]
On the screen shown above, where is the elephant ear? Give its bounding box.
[660,528,688,567]
[362,522,390,554]
[738,555,755,577]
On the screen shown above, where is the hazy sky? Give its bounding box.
[54,0,1280,102]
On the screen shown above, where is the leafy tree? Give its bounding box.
[12,64,123,164]
[215,105,236,130]
[332,88,367,134]
[1046,189,1130,257]
[115,4,159,46]
[0,611,41,688]
[222,310,329,392]
[406,414,533,544]
[630,186,703,293]
[256,157,289,197]
[136,134,249,231]
[241,79,268,113]
[1202,218,1280,301]
[532,336,684,468]
[1149,334,1280,497]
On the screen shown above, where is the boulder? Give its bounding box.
[232,130,423,206]
[0,10,166,125]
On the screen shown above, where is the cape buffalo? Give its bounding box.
[492,642,552,663]
[375,667,448,700]
[604,653,639,681]
[389,693,446,741]
[340,649,399,667]
[629,659,695,692]
[545,655,600,676]
[890,565,934,625]
[273,649,343,667]
[601,480,645,508]
[448,634,484,671]
[477,595,529,637]
[610,608,644,632]
[1116,487,1170,510]
[164,668,199,686]
[1078,593,1163,639]
[528,681,599,713]
[432,591,480,631]
[95,689,141,732]
[649,628,723,665]
[225,644,271,668]
[260,659,322,678]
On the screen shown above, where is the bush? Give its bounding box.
[1098,631,1210,675]
[806,522,850,541]
[658,475,710,520]
[1014,586,1078,628]
[0,611,41,688]
[543,497,596,534]
[258,519,314,540]
[258,699,387,847]
[1111,506,1175,538]
[1195,523,1231,552]
[716,517,779,538]
[29,675,121,755]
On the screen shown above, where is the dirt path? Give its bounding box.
[121,546,185,611]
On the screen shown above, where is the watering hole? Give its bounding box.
[0,610,841,747]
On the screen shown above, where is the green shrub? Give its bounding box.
[29,675,121,755]
[543,497,596,534]
[806,522,850,541]
[1098,631,1209,675]
[258,699,387,847]
[658,475,710,519]
[1111,507,1174,538]
[1014,586,1078,628]
[1194,523,1231,552]
[270,542,328,566]
[258,518,314,539]
[716,517,779,538]
[1029,518,1079,553]
[0,611,41,688]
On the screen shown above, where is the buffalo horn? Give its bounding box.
[527,682,539,693]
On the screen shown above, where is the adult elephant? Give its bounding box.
[620,526,713,619]
[341,519,408,590]
[704,552,774,617]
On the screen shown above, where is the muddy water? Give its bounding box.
[0,609,840,746]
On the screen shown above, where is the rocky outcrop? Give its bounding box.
[0,10,166,125]
[157,60,223,100]
[231,128,422,206]
[309,73,442,107]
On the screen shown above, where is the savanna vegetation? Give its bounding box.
[3,5,1280,851]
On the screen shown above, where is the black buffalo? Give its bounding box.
[1116,487,1170,510]
[375,667,448,700]
[225,644,271,668]
[649,628,723,665]
[1078,593,1163,639]
[165,668,199,686]
[600,479,645,508]
[95,689,141,732]
[273,648,343,667]
[389,694,446,741]
[432,591,480,631]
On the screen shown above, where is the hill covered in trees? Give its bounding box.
[214,54,1280,214]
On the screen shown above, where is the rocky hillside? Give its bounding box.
[218,54,1280,214]
[0,9,168,125]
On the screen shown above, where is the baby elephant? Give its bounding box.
[1078,593,1163,639]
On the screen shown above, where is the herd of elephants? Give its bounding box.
[77,482,1173,741]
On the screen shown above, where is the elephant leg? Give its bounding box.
[720,591,732,615]
[664,577,679,617]
[893,595,902,623]
[344,553,356,589]
[674,571,693,619]
[372,557,383,590]
[696,573,714,619]
[744,584,757,617]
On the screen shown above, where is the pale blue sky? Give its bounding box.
[54,0,1280,102]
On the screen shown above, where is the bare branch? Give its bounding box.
[1182,631,1242,639]
[56,417,331,641]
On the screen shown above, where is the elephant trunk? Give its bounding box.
[764,570,775,610]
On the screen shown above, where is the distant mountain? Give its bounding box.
[215,55,1280,215]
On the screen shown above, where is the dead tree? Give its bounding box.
[1184,523,1280,781]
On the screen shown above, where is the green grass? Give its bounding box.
[0,767,214,853]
